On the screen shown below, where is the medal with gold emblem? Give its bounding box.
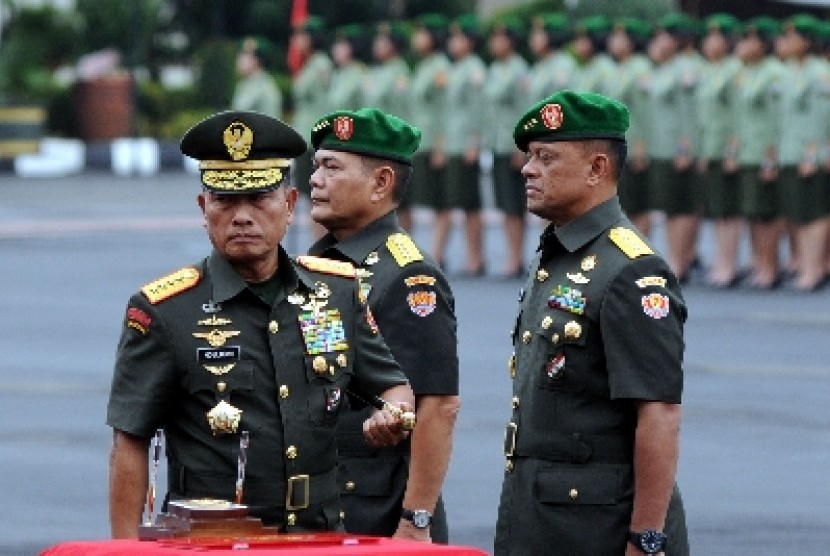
[580,255,597,272]
[564,320,582,340]
[206,400,243,435]
[223,121,253,161]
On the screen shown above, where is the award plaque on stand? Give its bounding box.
[139,499,279,540]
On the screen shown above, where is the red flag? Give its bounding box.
[287,0,308,75]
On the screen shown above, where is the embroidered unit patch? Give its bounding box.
[642,293,670,319]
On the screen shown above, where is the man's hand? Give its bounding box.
[363,401,414,447]
[393,518,432,542]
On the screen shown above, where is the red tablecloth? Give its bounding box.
[40,538,489,556]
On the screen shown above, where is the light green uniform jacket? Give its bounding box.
[484,53,529,155]
[292,52,333,142]
[645,57,692,161]
[362,57,410,120]
[232,71,283,118]
[526,51,575,106]
[696,56,742,160]
[327,61,365,112]
[735,56,784,165]
[571,53,615,95]
[778,56,830,165]
[409,53,451,151]
[605,54,651,155]
[443,54,486,156]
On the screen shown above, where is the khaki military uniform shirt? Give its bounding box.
[107,247,408,531]
[409,53,451,151]
[232,71,283,118]
[362,57,410,120]
[292,52,334,142]
[735,57,784,165]
[606,54,651,155]
[494,198,688,556]
[526,51,575,106]
[309,211,458,541]
[696,56,742,160]
[328,61,365,112]
[778,56,830,165]
[571,53,615,96]
[443,54,486,156]
[484,53,529,155]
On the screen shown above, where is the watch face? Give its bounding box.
[638,530,667,553]
[412,510,431,528]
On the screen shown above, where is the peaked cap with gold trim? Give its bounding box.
[514,90,629,152]
[181,110,307,193]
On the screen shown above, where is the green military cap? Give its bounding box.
[615,17,652,41]
[181,110,307,193]
[417,13,448,32]
[576,15,612,35]
[658,13,698,36]
[744,16,781,38]
[451,14,480,37]
[311,107,421,165]
[513,90,629,151]
[785,13,820,38]
[295,15,326,33]
[706,13,741,35]
[491,15,525,34]
[239,36,275,65]
[335,23,364,41]
[533,13,568,32]
[377,20,410,39]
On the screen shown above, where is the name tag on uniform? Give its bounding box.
[197,346,241,364]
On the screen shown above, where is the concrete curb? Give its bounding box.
[1,138,197,177]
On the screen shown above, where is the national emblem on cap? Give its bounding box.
[311,108,421,165]
[514,90,629,151]
[181,110,307,193]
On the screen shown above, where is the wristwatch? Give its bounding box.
[401,508,432,529]
[628,530,667,554]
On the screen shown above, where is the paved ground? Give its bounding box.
[1,173,829,555]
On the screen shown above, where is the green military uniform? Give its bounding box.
[444,16,486,211]
[735,22,784,219]
[408,15,451,209]
[292,19,333,195]
[606,19,653,216]
[645,15,700,215]
[571,17,615,95]
[233,73,282,118]
[362,24,410,120]
[495,92,689,556]
[107,110,409,532]
[485,19,529,217]
[697,15,743,219]
[327,25,365,113]
[526,14,575,105]
[307,108,459,541]
[777,15,830,224]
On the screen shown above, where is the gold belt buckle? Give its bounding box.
[286,474,310,510]
[504,422,518,457]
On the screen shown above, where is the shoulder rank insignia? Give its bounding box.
[386,233,423,267]
[296,256,356,279]
[141,267,200,305]
[609,227,654,259]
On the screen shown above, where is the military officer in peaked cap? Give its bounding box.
[307,108,460,543]
[107,110,414,537]
[494,91,689,555]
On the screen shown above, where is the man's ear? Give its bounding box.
[587,153,610,186]
[370,165,396,203]
[284,187,299,225]
[197,193,207,214]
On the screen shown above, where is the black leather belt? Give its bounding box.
[504,422,633,464]
[169,463,338,510]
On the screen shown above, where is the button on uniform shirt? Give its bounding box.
[292,52,334,143]
[494,198,688,556]
[408,52,451,152]
[443,54,487,156]
[483,53,529,156]
[362,57,410,120]
[696,55,742,160]
[735,55,785,166]
[327,61,365,112]
[107,247,408,531]
[309,211,458,541]
[526,51,575,106]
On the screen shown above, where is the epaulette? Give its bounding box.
[296,255,356,279]
[609,227,654,259]
[141,267,201,305]
[386,233,423,267]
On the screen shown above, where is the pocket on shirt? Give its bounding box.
[536,466,622,506]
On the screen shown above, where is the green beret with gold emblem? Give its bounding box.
[513,90,629,152]
[181,110,307,193]
[311,107,421,165]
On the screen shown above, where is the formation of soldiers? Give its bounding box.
[260,11,830,291]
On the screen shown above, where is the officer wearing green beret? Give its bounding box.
[606,18,653,234]
[232,37,282,118]
[291,17,333,199]
[485,16,530,279]
[697,13,744,288]
[733,17,785,289]
[527,14,575,105]
[328,25,366,112]
[495,91,689,556]
[107,110,414,537]
[408,14,452,244]
[440,15,487,275]
[777,14,830,290]
[306,108,459,543]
